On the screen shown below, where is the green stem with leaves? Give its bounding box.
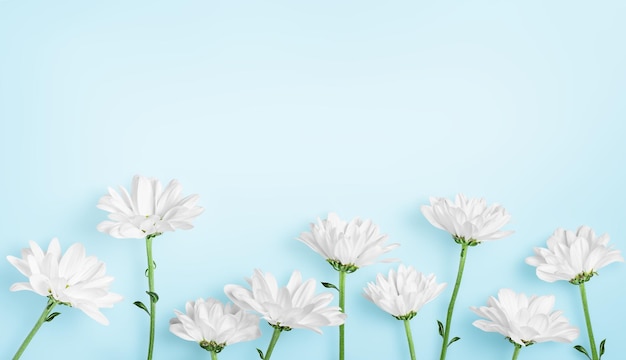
[511,343,521,360]
[579,282,599,360]
[263,327,283,360]
[439,242,470,360]
[403,319,417,360]
[145,234,158,360]
[339,269,346,360]
[13,297,58,360]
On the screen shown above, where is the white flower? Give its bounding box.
[421,193,513,244]
[224,269,346,333]
[363,265,446,319]
[470,288,579,346]
[297,212,399,272]
[7,238,123,325]
[170,298,261,352]
[97,175,204,239]
[526,225,624,284]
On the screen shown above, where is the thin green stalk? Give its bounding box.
[511,343,522,360]
[211,351,218,360]
[339,270,346,360]
[579,282,599,360]
[264,327,283,360]
[403,319,416,360]
[439,243,469,360]
[13,298,57,360]
[146,234,157,360]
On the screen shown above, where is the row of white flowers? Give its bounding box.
[6,176,622,360]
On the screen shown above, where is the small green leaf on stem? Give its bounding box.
[146,291,159,303]
[574,345,592,360]
[437,320,444,337]
[321,282,339,291]
[599,339,606,359]
[448,337,460,347]
[45,312,61,322]
[134,301,150,316]
[257,348,264,359]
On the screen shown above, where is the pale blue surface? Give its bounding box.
[1,1,625,359]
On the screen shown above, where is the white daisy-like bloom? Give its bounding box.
[297,212,399,273]
[224,269,346,333]
[526,225,624,284]
[421,194,513,245]
[7,238,123,325]
[470,288,579,346]
[363,265,446,320]
[97,175,204,239]
[170,298,261,353]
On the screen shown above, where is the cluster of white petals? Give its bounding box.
[97,175,203,239]
[363,265,446,319]
[470,288,579,346]
[225,269,346,333]
[421,194,513,244]
[526,225,624,283]
[170,298,261,351]
[7,238,123,325]
[297,212,399,271]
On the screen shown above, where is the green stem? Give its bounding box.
[263,327,283,360]
[13,297,57,360]
[511,343,522,360]
[339,270,346,360]
[403,319,417,360]
[439,243,469,360]
[146,234,157,360]
[579,282,599,360]
[211,351,218,360]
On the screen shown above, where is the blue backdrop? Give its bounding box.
[1,1,625,359]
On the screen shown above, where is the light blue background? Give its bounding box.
[1,1,625,359]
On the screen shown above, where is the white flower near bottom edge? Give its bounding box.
[525,225,624,284]
[170,298,261,352]
[470,288,579,346]
[7,238,123,325]
[97,175,204,239]
[297,212,399,272]
[363,265,446,319]
[421,194,513,244]
[224,269,346,333]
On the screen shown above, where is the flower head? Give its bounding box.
[224,269,346,333]
[297,212,399,273]
[97,175,204,239]
[363,265,446,320]
[7,238,123,325]
[470,288,579,346]
[421,193,513,245]
[526,226,623,284]
[170,297,261,353]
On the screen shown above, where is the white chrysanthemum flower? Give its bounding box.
[224,269,346,333]
[7,238,123,325]
[470,288,579,346]
[297,212,399,273]
[421,193,513,244]
[363,265,446,319]
[97,175,204,239]
[170,298,261,353]
[526,225,624,284]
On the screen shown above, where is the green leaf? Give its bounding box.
[321,282,339,291]
[448,337,460,347]
[599,339,606,359]
[437,320,444,337]
[45,312,61,322]
[574,345,591,360]
[133,301,150,316]
[257,348,264,359]
[146,291,159,303]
